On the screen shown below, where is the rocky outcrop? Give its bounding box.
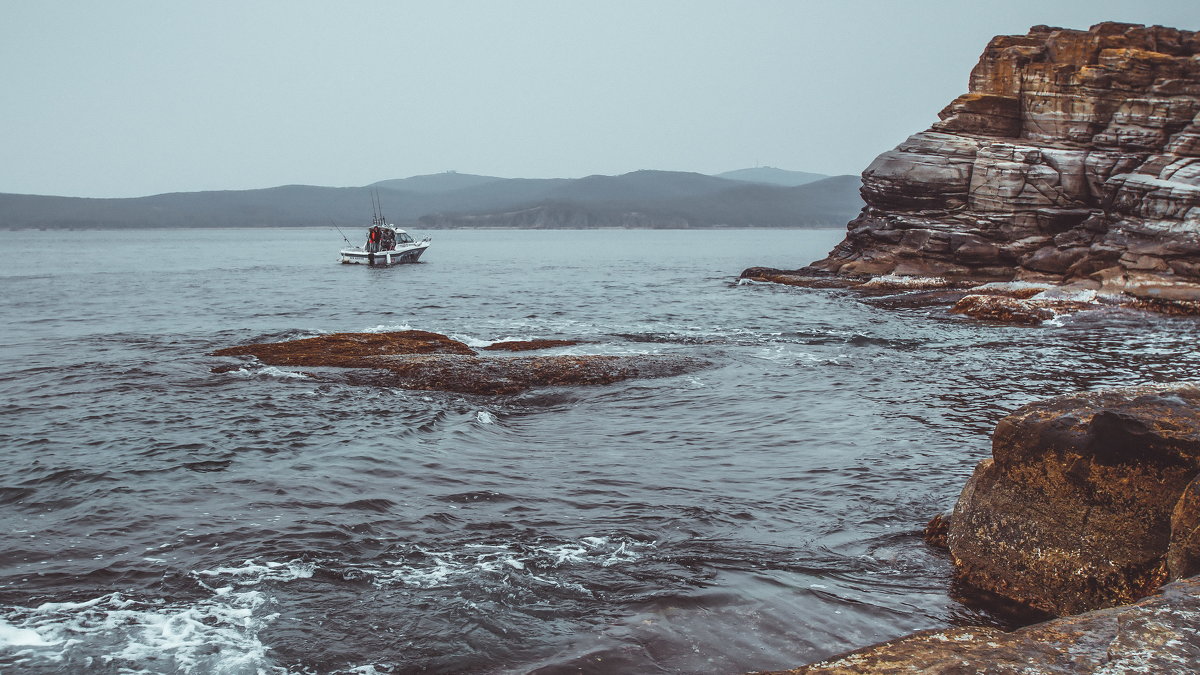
[756,383,1200,674]
[946,383,1200,616]
[758,575,1200,674]
[211,330,702,395]
[754,23,1200,303]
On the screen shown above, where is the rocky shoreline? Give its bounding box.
[747,21,1200,673]
[756,384,1200,674]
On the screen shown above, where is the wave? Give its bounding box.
[0,590,280,674]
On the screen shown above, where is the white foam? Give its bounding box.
[1,590,279,673]
[449,333,509,348]
[370,536,656,589]
[475,410,497,425]
[362,323,413,333]
[0,619,54,646]
[228,366,308,380]
[193,558,316,587]
[859,274,949,289]
[971,280,1054,292]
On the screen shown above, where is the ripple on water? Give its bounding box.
[3,229,1199,673]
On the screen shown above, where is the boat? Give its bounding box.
[338,194,431,265]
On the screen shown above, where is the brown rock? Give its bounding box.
[212,331,704,395]
[949,294,1059,324]
[923,513,950,549]
[947,383,1200,615]
[349,353,702,396]
[482,339,581,351]
[781,23,1200,291]
[738,267,862,288]
[757,576,1200,674]
[211,330,476,365]
[1170,477,1200,579]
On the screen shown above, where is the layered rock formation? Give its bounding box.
[211,330,701,395]
[774,23,1200,301]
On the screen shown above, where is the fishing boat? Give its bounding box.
[338,194,431,265]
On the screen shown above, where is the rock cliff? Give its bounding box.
[808,23,1200,298]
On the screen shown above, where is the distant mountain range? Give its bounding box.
[0,167,863,230]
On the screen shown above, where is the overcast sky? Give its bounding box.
[2,1,1196,198]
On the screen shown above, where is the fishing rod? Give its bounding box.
[330,219,352,245]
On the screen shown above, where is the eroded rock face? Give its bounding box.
[211,330,702,395]
[758,575,1200,674]
[946,383,1200,616]
[808,23,1200,291]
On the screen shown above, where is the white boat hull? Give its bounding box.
[340,243,429,265]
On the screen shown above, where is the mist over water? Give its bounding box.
[2,228,1198,673]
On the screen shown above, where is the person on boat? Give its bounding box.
[381,227,396,251]
[366,226,382,254]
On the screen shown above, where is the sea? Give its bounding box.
[2,227,1198,674]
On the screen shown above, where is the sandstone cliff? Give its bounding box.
[810,22,1200,298]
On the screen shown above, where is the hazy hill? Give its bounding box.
[418,174,863,229]
[369,172,505,193]
[716,167,828,186]
[0,168,864,230]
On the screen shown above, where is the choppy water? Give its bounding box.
[2,227,1198,674]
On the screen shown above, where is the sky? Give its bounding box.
[2,1,1197,198]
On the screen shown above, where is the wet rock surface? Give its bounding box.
[947,383,1200,616]
[757,576,1200,674]
[211,330,702,395]
[744,22,1200,324]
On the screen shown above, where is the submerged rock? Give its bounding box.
[759,576,1200,674]
[341,353,701,395]
[211,330,702,395]
[481,339,581,351]
[948,294,1091,324]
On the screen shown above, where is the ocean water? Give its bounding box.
[2,227,1198,674]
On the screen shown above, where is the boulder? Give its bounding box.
[757,384,1200,674]
[946,383,1200,615]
